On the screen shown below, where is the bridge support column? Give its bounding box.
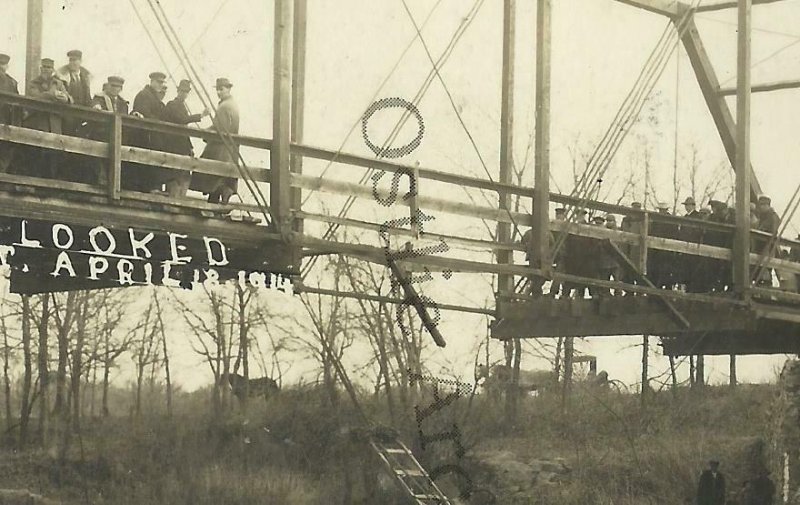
[26,0,43,86]
[532,0,552,274]
[733,0,752,294]
[272,0,295,270]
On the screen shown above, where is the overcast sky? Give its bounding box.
[4,0,800,390]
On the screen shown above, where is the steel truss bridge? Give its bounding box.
[1,0,797,357]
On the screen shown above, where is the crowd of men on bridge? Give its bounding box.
[522,195,793,296]
[0,51,240,204]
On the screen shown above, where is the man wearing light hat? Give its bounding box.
[0,53,20,173]
[191,77,240,204]
[162,79,211,198]
[127,71,169,192]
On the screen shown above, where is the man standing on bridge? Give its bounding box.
[190,77,240,204]
[0,53,19,173]
[25,58,72,179]
[162,79,210,198]
[128,71,169,193]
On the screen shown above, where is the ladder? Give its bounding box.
[368,430,453,505]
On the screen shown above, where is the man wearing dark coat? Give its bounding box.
[82,76,130,186]
[0,53,20,173]
[754,195,781,286]
[190,77,240,204]
[679,196,707,292]
[649,202,679,289]
[127,71,168,192]
[57,50,92,140]
[162,79,209,197]
[24,58,72,179]
[697,459,726,505]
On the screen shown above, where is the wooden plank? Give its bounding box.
[498,0,516,296]
[109,114,122,200]
[290,172,530,224]
[294,210,515,252]
[733,0,752,294]
[0,191,282,246]
[0,173,104,195]
[719,79,800,97]
[272,0,293,239]
[0,124,107,158]
[613,0,681,17]
[121,146,270,182]
[697,0,786,12]
[679,15,762,201]
[492,298,751,339]
[533,0,552,270]
[295,283,495,316]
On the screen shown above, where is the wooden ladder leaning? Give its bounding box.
[368,430,452,505]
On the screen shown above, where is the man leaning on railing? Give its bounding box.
[24,58,72,179]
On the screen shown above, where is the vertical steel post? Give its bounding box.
[733,0,751,294]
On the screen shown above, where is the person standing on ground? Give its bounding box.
[697,459,726,505]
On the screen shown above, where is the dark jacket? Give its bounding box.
[697,469,726,505]
[85,93,130,141]
[24,75,72,133]
[742,475,775,505]
[162,98,202,156]
[57,65,92,106]
[757,208,780,235]
[131,85,165,150]
[0,72,20,125]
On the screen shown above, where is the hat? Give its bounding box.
[0,54,9,65]
[107,76,124,87]
[592,215,605,223]
[177,79,192,92]
[709,199,725,208]
[657,201,669,209]
[631,201,642,209]
[215,77,233,89]
[67,49,82,59]
[40,58,54,68]
[605,214,617,222]
[682,197,696,206]
[149,71,167,81]
[758,195,771,205]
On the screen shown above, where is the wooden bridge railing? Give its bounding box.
[1,91,799,301]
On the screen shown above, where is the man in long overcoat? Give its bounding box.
[24,58,72,179]
[190,77,240,204]
[127,71,168,192]
[57,50,92,107]
[697,459,726,505]
[754,195,781,286]
[83,76,130,186]
[162,79,209,197]
[0,53,20,173]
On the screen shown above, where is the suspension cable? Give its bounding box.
[144,0,273,225]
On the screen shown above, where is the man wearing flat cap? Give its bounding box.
[697,459,726,505]
[79,76,131,185]
[127,71,169,192]
[650,201,679,289]
[0,53,20,173]
[191,77,240,204]
[57,50,92,107]
[24,58,72,178]
[679,196,704,292]
[162,79,210,197]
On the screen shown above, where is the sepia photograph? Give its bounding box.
[0,0,798,503]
